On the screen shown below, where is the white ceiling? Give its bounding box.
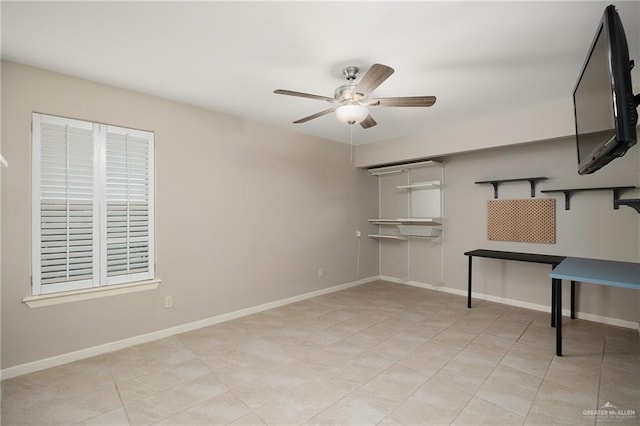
[2,1,639,146]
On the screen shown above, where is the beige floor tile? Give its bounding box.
[527,379,598,425]
[377,317,420,333]
[81,407,130,425]
[468,333,515,355]
[253,378,346,425]
[1,369,115,423]
[375,416,404,426]
[526,396,596,425]
[229,412,267,425]
[110,356,177,383]
[431,328,478,350]
[371,331,428,360]
[604,328,640,352]
[361,364,429,404]
[452,397,524,425]
[500,341,554,378]
[157,390,250,425]
[230,365,314,409]
[544,355,601,393]
[476,364,542,417]
[306,394,388,426]
[13,386,122,425]
[484,318,532,341]
[453,317,496,335]
[116,358,212,403]
[403,320,449,340]
[299,340,363,368]
[598,365,640,411]
[331,351,396,384]
[397,341,460,379]
[342,324,399,349]
[602,346,640,374]
[388,377,472,426]
[431,355,497,394]
[517,323,558,350]
[124,373,228,425]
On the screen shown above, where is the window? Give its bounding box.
[32,113,154,295]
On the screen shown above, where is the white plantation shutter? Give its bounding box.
[103,126,154,285]
[32,114,100,294]
[32,114,154,295]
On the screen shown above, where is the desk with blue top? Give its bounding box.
[550,257,640,356]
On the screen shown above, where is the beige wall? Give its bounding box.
[354,98,575,168]
[440,139,639,324]
[372,137,640,325]
[0,62,379,369]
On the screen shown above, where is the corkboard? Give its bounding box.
[487,199,555,244]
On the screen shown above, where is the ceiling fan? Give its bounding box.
[274,64,436,129]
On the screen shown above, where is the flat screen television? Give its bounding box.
[573,4,639,175]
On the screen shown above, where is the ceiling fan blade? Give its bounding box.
[355,64,395,96]
[372,96,437,107]
[274,89,336,103]
[293,108,335,124]
[360,115,377,129]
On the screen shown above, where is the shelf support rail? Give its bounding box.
[474,177,548,199]
[540,186,636,210]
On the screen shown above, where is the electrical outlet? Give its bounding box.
[356,230,361,238]
[318,268,324,277]
[164,296,173,308]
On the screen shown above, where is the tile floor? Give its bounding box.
[1,280,639,425]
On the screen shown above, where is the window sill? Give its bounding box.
[23,279,161,308]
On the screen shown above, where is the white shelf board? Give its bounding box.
[397,180,441,190]
[396,218,442,223]
[368,218,402,224]
[406,236,442,240]
[368,217,442,225]
[367,234,407,240]
[368,160,442,176]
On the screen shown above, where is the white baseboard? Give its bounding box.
[1,276,378,380]
[380,275,640,331]
[5,275,637,380]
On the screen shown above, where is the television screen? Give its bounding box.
[573,5,638,175]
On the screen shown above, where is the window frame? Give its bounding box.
[31,113,155,296]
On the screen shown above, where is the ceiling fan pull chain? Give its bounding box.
[350,125,354,164]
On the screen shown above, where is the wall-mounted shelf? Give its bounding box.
[370,161,444,245]
[368,219,402,225]
[405,235,442,240]
[367,234,407,240]
[397,217,442,224]
[368,217,441,225]
[396,180,441,190]
[475,177,548,198]
[398,225,441,238]
[540,186,636,210]
[368,160,441,176]
[614,199,640,213]
[368,218,442,239]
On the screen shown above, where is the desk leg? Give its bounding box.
[551,279,556,328]
[467,256,472,309]
[571,281,576,319]
[554,278,562,356]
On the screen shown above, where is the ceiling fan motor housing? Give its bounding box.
[336,66,366,103]
[334,85,365,103]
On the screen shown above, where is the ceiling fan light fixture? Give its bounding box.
[335,103,369,125]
